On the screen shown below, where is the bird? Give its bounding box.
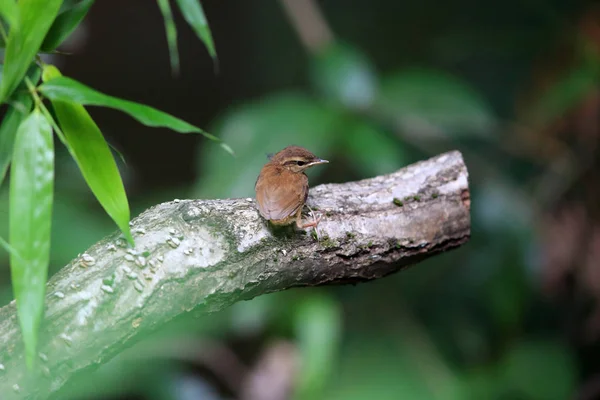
[254,145,329,229]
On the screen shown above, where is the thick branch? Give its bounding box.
[0,151,470,399]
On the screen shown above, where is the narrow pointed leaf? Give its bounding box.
[41,65,133,244]
[50,104,133,244]
[38,75,233,154]
[0,0,18,27]
[157,0,179,75]
[175,0,217,62]
[41,0,95,51]
[0,65,41,188]
[9,108,54,369]
[0,0,62,103]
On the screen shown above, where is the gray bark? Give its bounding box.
[0,150,471,399]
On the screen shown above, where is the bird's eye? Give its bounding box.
[296,161,306,166]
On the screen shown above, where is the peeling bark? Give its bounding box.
[0,150,471,399]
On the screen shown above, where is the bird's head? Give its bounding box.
[270,146,329,173]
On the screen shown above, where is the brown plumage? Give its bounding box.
[254,146,328,229]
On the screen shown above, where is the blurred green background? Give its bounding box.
[2,0,600,398]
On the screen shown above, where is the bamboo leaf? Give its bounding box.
[9,108,54,369]
[41,0,95,51]
[0,65,41,188]
[42,67,133,244]
[0,0,18,28]
[38,74,233,154]
[157,0,179,75]
[0,0,62,103]
[175,0,217,63]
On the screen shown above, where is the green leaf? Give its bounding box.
[376,68,496,140]
[501,340,576,400]
[41,0,94,51]
[323,331,463,400]
[0,65,41,188]
[344,120,406,178]
[0,0,62,103]
[46,100,134,245]
[310,43,377,110]
[41,65,133,244]
[293,294,341,400]
[9,108,54,369]
[0,0,18,28]
[194,93,341,198]
[157,0,179,75]
[175,0,217,63]
[59,0,84,13]
[37,75,231,153]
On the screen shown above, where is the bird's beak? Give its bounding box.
[308,158,329,167]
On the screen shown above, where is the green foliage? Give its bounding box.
[0,1,590,397]
[38,75,231,153]
[41,0,95,52]
[343,120,406,177]
[0,0,62,104]
[0,0,18,27]
[376,68,496,139]
[293,294,341,400]
[175,0,217,62]
[0,0,230,368]
[157,0,217,73]
[500,340,576,400]
[0,65,40,188]
[310,43,377,110]
[9,108,54,369]
[157,0,179,75]
[42,65,133,244]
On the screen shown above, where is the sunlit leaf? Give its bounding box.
[37,75,231,153]
[293,294,341,400]
[310,43,377,110]
[0,0,18,28]
[175,0,217,62]
[0,0,62,103]
[42,66,133,244]
[157,0,179,75]
[41,0,94,51]
[194,93,341,198]
[9,108,54,369]
[376,68,495,140]
[0,65,41,188]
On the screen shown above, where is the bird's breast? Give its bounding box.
[255,165,308,221]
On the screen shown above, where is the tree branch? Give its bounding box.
[0,150,470,399]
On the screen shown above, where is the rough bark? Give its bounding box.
[0,150,471,399]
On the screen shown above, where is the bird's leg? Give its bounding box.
[306,203,324,240]
[295,206,322,230]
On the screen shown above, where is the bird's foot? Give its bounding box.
[299,205,323,240]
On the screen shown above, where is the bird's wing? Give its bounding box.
[255,171,307,221]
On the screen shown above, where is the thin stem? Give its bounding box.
[24,76,69,148]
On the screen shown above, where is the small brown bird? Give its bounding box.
[255,145,329,229]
